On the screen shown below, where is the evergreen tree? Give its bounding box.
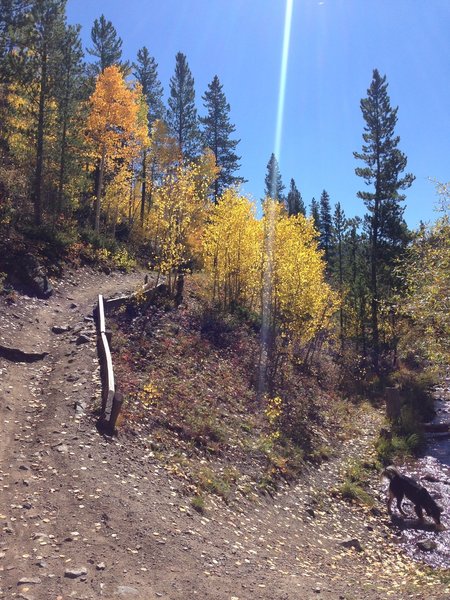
[133,46,164,224]
[0,0,30,69]
[15,0,68,225]
[310,197,320,232]
[87,14,125,74]
[331,202,348,346]
[167,52,200,161]
[200,75,243,201]
[319,189,332,262]
[54,22,86,216]
[354,69,414,369]
[133,47,164,126]
[286,178,305,216]
[264,153,284,203]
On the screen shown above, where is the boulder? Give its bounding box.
[14,253,53,299]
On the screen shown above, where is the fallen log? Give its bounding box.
[423,423,450,433]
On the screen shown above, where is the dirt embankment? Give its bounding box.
[0,268,449,600]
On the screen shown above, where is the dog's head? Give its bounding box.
[428,501,444,526]
[382,465,400,481]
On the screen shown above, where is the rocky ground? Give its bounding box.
[0,268,449,600]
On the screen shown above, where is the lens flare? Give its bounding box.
[274,0,294,162]
[259,0,294,397]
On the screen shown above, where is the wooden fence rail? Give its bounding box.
[94,280,167,435]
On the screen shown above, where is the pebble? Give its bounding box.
[17,577,41,584]
[64,567,88,578]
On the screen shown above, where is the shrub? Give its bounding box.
[191,495,205,514]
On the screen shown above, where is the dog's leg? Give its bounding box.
[387,490,395,514]
[414,504,425,522]
[396,492,407,516]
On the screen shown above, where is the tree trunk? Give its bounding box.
[140,149,147,226]
[33,43,47,226]
[94,145,106,233]
[371,192,380,372]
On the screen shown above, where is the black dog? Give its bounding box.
[382,466,444,529]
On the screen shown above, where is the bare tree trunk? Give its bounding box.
[33,43,47,226]
[94,145,106,233]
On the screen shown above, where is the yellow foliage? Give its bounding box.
[86,65,149,230]
[399,195,450,365]
[86,65,148,163]
[202,189,262,310]
[202,195,338,382]
[147,152,218,293]
[263,198,339,347]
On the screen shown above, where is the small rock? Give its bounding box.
[117,586,139,597]
[52,325,71,334]
[370,507,382,517]
[340,538,364,552]
[69,303,77,309]
[36,560,48,568]
[22,502,32,510]
[64,567,87,578]
[75,334,91,345]
[306,507,316,518]
[17,577,41,584]
[417,539,437,552]
[96,562,106,570]
[422,473,440,483]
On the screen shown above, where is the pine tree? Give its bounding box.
[87,14,125,74]
[200,75,244,201]
[133,46,164,224]
[133,47,164,126]
[310,197,320,232]
[354,68,414,369]
[0,0,29,69]
[18,0,68,225]
[167,52,200,161]
[54,23,86,216]
[331,202,348,346]
[319,189,333,262]
[264,153,284,204]
[286,178,305,216]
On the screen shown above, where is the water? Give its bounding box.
[391,380,450,568]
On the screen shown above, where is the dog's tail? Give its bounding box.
[382,465,401,481]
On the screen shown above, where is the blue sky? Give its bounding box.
[66,0,450,228]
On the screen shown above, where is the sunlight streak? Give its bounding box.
[259,0,294,398]
[274,0,294,162]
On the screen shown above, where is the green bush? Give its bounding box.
[79,228,118,253]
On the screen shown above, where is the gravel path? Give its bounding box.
[0,268,448,600]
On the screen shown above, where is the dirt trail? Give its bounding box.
[0,268,449,600]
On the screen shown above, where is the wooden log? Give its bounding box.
[109,391,123,433]
[104,282,168,314]
[423,422,450,433]
[96,328,114,417]
[97,294,106,334]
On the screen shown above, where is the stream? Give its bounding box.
[392,378,450,569]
